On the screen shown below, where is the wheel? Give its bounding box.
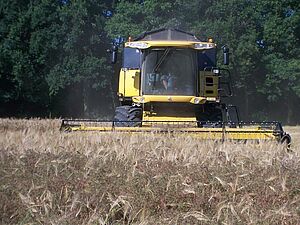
[113,106,142,127]
[280,134,292,151]
[196,103,223,128]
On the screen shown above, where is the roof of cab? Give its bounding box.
[134,28,200,42]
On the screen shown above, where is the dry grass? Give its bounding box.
[0,119,300,224]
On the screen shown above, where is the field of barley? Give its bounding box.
[0,119,300,224]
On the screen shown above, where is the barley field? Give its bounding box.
[0,119,299,224]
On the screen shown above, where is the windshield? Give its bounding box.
[142,48,197,95]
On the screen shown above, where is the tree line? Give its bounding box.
[0,0,299,123]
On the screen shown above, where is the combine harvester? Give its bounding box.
[61,29,291,147]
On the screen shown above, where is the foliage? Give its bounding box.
[0,0,111,117]
[0,0,299,122]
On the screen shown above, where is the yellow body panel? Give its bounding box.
[118,69,140,97]
[142,115,197,122]
[199,71,219,98]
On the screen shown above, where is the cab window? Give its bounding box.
[198,48,216,70]
[123,48,141,69]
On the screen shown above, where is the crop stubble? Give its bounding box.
[0,119,299,224]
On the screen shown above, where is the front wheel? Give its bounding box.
[113,106,142,127]
[280,134,292,151]
[196,103,223,128]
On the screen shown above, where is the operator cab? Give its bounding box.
[122,28,217,98]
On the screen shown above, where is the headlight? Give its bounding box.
[213,69,220,74]
[190,97,206,104]
[132,96,145,103]
[126,42,149,49]
[194,43,215,49]
[194,98,200,104]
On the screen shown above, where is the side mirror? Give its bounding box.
[111,45,118,64]
[222,46,229,65]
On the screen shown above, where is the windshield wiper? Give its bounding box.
[152,48,170,73]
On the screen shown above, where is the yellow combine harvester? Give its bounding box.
[61,29,291,146]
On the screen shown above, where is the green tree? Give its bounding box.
[0,0,48,115]
[0,0,113,117]
[105,0,203,38]
[257,0,300,123]
[46,0,112,117]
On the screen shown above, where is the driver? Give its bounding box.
[160,73,175,91]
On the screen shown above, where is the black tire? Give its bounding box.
[196,103,223,128]
[280,134,292,151]
[113,106,142,127]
